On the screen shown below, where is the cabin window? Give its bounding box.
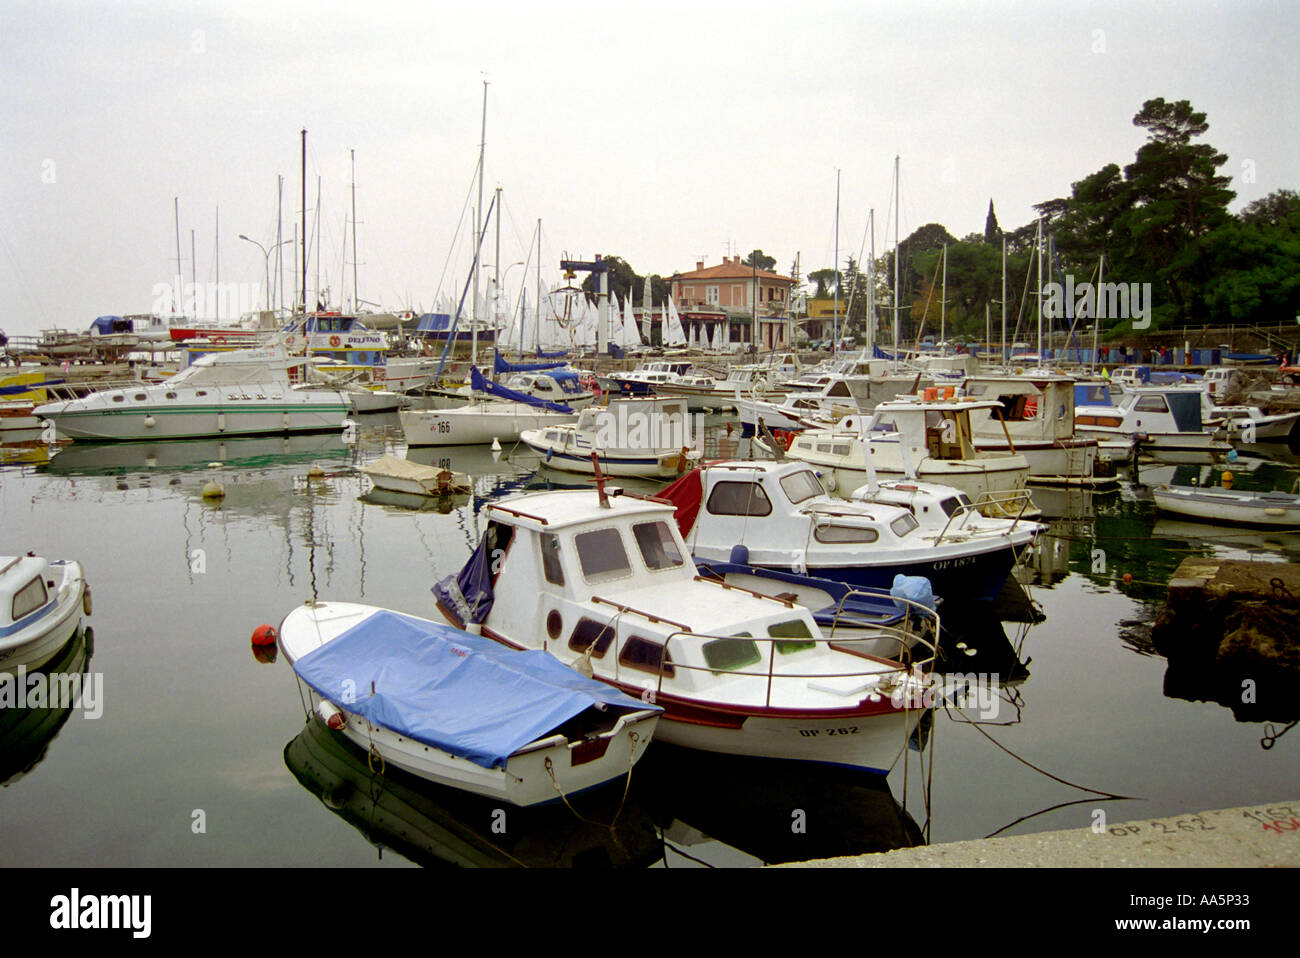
[891,514,920,536]
[111,395,124,403]
[779,470,823,504]
[769,618,816,654]
[1135,396,1168,413]
[11,576,48,621]
[939,495,968,517]
[827,381,851,398]
[814,524,878,544]
[618,636,675,678]
[568,617,616,658]
[632,521,683,570]
[165,392,178,400]
[485,522,514,583]
[134,393,147,401]
[195,390,208,397]
[574,528,632,581]
[702,637,762,674]
[705,481,772,517]
[832,444,850,456]
[540,532,565,585]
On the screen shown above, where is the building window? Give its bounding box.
[706,286,719,306]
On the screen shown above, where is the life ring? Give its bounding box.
[285,335,296,348]
[329,335,342,348]
[214,336,227,345]
[1023,398,1038,420]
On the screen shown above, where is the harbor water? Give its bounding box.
[2,415,1298,867]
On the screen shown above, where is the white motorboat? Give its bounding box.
[401,367,580,447]
[433,483,936,773]
[278,602,660,807]
[0,554,89,673]
[1210,405,1300,443]
[780,396,1037,517]
[661,460,1038,603]
[33,346,351,442]
[1151,483,1300,528]
[962,374,1107,485]
[520,396,702,478]
[1075,385,1229,454]
[360,455,470,497]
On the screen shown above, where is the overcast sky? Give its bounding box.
[2,0,1296,335]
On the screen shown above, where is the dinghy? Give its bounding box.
[0,554,89,673]
[278,602,660,807]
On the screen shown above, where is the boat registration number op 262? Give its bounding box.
[799,726,860,738]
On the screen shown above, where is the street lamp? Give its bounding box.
[239,234,291,311]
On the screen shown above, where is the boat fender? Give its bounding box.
[143,414,156,428]
[1265,508,1286,517]
[250,623,278,646]
[316,700,347,731]
[82,585,92,616]
[1221,470,1234,489]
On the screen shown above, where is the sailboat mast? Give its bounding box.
[536,219,542,354]
[173,197,182,317]
[1035,217,1043,367]
[1001,234,1007,366]
[833,168,840,356]
[351,148,358,313]
[276,176,284,315]
[866,210,876,355]
[190,230,196,322]
[472,80,487,367]
[940,243,947,344]
[892,155,900,363]
[315,174,321,310]
[301,129,307,314]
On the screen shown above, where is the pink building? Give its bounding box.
[670,257,795,348]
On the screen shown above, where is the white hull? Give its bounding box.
[0,560,87,674]
[400,403,577,447]
[1152,485,1300,527]
[279,601,658,807]
[39,403,349,441]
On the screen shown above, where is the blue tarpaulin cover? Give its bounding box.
[493,349,566,375]
[291,610,656,770]
[469,366,572,412]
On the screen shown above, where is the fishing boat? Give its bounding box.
[1151,483,1300,528]
[278,602,660,807]
[661,460,1037,603]
[433,474,936,773]
[0,554,90,673]
[519,396,701,478]
[1209,405,1300,443]
[32,346,351,441]
[961,373,1108,485]
[780,396,1037,516]
[1075,385,1229,454]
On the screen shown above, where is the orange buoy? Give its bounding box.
[251,624,278,646]
[1122,573,1133,585]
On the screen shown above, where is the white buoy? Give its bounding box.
[491,437,501,452]
[201,479,225,499]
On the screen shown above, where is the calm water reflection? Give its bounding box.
[1,418,1297,866]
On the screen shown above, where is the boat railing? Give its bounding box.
[940,489,1035,537]
[642,595,939,710]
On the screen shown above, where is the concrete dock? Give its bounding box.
[783,799,1300,867]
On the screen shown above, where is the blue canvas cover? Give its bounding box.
[469,366,572,413]
[493,349,566,375]
[433,531,497,626]
[291,610,656,770]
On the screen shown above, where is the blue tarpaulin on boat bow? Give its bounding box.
[291,610,656,770]
[469,366,572,413]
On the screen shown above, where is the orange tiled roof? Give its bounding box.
[675,260,794,283]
